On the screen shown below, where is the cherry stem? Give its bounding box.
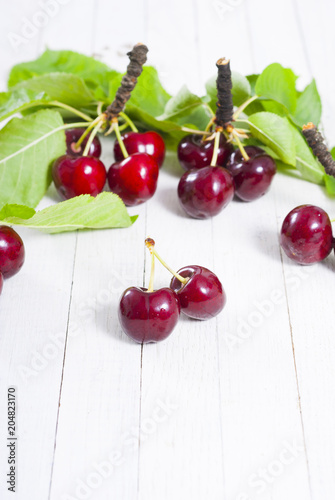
[113,119,129,159]
[119,112,138,132]
[82,120,103,157]
[210,130,221,167]
[180,126,211,136]
[145,238,187,285]
[49,101,92,122]
[233,95,259,120]
[97,102,104,115]
[75,115,104,150]
[232,130,250,161]
[147,251,155,292]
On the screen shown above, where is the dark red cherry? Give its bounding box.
[280,205,333,264]
[65,128,102,158]
[119,286,180,343]
[0,226,25,278]
[107,153,159,206]
[0,272,3,294]
[226,151,276,202]
[52,155,106,200]
[177,166,234,219]
[177,134,233,171]
[114,131,165,168]
[170,265,226,320]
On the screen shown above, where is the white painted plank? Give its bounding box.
[49,1,148,497]
[136,1,225,498]
[0,2,78,500]
[197,0,312,498]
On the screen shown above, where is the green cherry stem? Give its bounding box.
[49,101,93,122]
[147,250,155,293]
[82,121,103,157]
[113,119,129,159]
[180,126,211,136]
[145,238,188,285]
[75,115,105,150]
[119,112,138,132]
[233,95,259,121]
[232,129,250,161]
[210,130,222,166]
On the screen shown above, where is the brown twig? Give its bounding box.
[105,43,148,121]
[215,58,234,128]
[302,122,335,177]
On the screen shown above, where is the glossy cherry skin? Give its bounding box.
[178,166,234,219]
[114,131,165,168]
[0,226,25,278]
[119,286,180,343]
[52,155,106,200]
[170,265,226,320]
[280,205,333,265]
[226,151,276,202]
[177,134,233,171]
[65,128,102,158]
[0,272,3,294]
[107,153,159,206]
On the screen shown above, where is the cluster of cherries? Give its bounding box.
[119,239,226,343]
[52,127,165,206]
[281,204,334,265]
[177,135,277,219]
[0,226,25,295]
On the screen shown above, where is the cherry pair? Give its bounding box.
[281,205,333,264]
[0,226,25,295]
[52,128,165,207]
[177,135,277,219]
[119,239,226,343]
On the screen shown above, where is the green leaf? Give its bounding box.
[157,85,212,130]
[331,147,335,160]
[292,79,322,127]
[205,75,217,113]
[11,73,95,108]
[0,109,66,208]
[0,88,51,121]
[0,193,137,233]
[246,112,295,165]
[290,126,324,184]
[246,74,259,94]
[8,49,112,88]
[324,174,335,195]
[231,71,251,107]
[255,63,298,113]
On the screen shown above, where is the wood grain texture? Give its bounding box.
[0,0,335,499]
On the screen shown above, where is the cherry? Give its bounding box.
[178,166,234,219]
[170,265,226,320]
[114,131,166,168]
[226,151,276,202]
[280,205,333,264]
[119,286,180,343]
[0,226,25,278]
[0,272,3,295]
[177,134,233,171]
[147,239,226,321]
[65,128,102,158]
[107,152,159,206]
[52,155,106,200]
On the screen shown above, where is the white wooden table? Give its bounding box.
[1,0,335,498]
